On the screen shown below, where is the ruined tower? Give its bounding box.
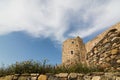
[62,36,86,65]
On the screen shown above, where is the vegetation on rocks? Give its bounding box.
[54,63,104,74]
[0,60,104,77]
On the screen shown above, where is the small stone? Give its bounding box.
[68,73,78,79]
[100,63,111,68]
[91,72,104,76]
[117,68,120,70]
[103,39,108,44]
[100,75,115,80]
[18,76,30,80]
[94,48,98,54]
[110,67,116,71]
[99,61,102,64]
[21,73,30,76]
[14,74,20,76]
[31,77,37,80]
[100,54,104,58]
[77,76,84,80]
[84,76,92,80]
[31,73,39,77]
[111,49,119,55]
[48,76,59,80]
[77,73,84,77]
[116,60,120,64]
[111,37,120,42]
[59,78,67,80]
[105,57,111,62]
[90,52,94,56]
[55,73,68,78]
[110,55,117,59]
[112,43,117,46]
[100,58,104,61]
[1,75,14,80]
[104,43,111,48]
[104,53,109,58]
[13,75,19,80]
[110,34,118,39]
[105,72,114,77]
[116,77,120,80]
[92,76,101,80]
[114,72,120,76]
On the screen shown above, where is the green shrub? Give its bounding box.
[0,60,104,77]
[54,63,104,74]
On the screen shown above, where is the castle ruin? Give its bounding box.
[62,22,120,71]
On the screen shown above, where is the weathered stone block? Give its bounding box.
[83,76,92,80]
[116,77,120,80]
[103,39,108,44]
[55,73,68,78]
[91,72,104,76]
[48,76,60,80]
[68,73,78,80]
[38,75,47,80]
[31,73,39,77]
[116,60,120,64]
[110,55,117,59]
[111,49,119,55]
[100,63,111,68]
[18,76,30,80]
[0,75,14,80]
[111,37,120,42]
[105,57,111,62]
[60,78,67,80]
[104,43,111,48]
[31,77,37,80]
[92,76,101,80]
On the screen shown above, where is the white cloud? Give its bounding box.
[69,0,120,38]
[0,0,120,43]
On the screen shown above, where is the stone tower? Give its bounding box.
[62,36,86,65]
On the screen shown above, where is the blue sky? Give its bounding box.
[0,0,120,66]
[0,32,62,66]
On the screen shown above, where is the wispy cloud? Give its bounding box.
[0,0,120,43]
[69,0,120,38]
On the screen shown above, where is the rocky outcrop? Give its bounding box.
[86,27,120,71]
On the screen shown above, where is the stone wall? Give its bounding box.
[86,25,120,71]
[85,22,120,53]
[1,72,120,80]
[49,72,120,80]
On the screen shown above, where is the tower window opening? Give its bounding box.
[72,41,74,44]
[71,51,73,55]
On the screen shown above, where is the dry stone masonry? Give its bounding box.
[86,24,120,71]
[62,22,120,71]
[85,23,120,53]
[1,72,120,80]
